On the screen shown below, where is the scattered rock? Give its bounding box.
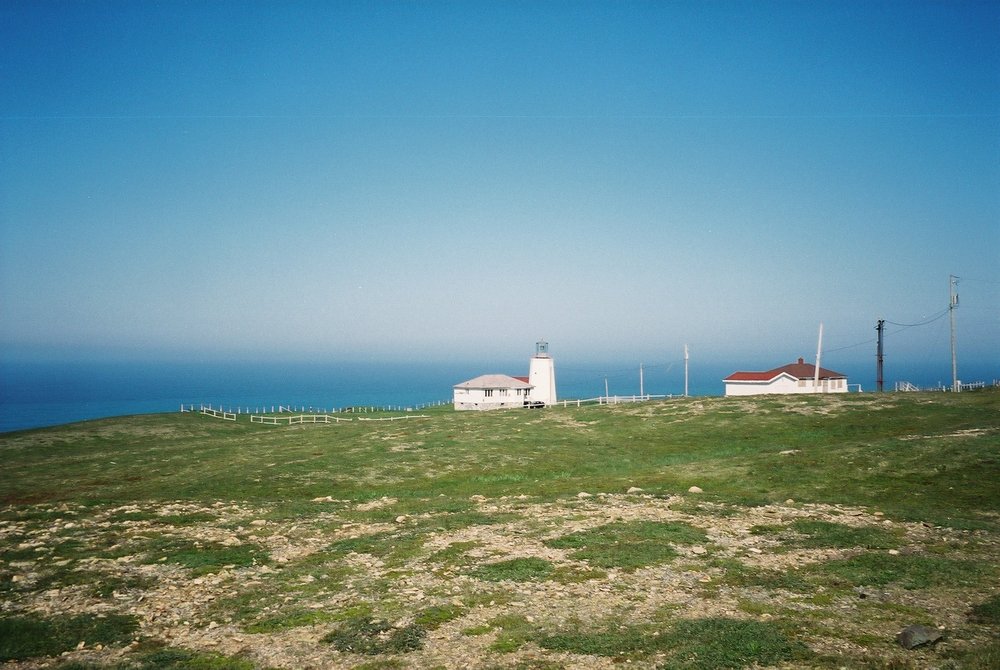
[688,486,703,494]
[394,515,408,524]
[691,546,707,555]
[854,587,888,601]
[897,624,943,649]
[577,492,592,499]
[250,519,268,527]
[779,449,799,455]
[627,487,644,494]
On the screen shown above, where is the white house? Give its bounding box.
[452,374,533,411]
[723,357,848,396]
[453,341,558,410]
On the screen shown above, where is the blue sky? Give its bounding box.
[1,0,997,383]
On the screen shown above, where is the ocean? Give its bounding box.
[1,357,993,434]
[0,357,714,433]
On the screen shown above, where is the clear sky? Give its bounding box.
[1,0,997,379]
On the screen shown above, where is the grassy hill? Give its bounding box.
[1,390,998,669]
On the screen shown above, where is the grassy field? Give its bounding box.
[1,390,998,669]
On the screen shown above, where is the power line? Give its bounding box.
[885,308,950,329]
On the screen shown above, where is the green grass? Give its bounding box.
[243,608,339,634]
[413,604,465,630]
[320,616,426,655]
[971,593,1000,624]
[658,617,808,669]
[483,614,536,652]
[486,616,806,667]
[748,519,903,553]
[812,551,991,590]
[138,536,269,575]
[327,530,426,567]
[0,389,998,668]
[58,646,260,669]
[0,613,139,661]
[714,558,814,592]
[2,392,998,531]
[470,557,555,582]
[537,625,658,658]
[787,519,902,549]
[544,520,707,570]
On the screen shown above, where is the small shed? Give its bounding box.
[453,374,534,411]
[724,357,848,396]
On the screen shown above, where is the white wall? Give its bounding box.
[724,376,849,396]
[528,356,557,405]
[453,386,529,410]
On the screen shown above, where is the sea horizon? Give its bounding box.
[1,357,996,434]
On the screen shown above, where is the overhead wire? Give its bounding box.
[885,308,950,329]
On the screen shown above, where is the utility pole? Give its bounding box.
[814,322,824,392]
[876,319,885,392]
[604,376,609,402]
[639,363,644,399]
[950,274,959,391]
[684,344,690,397]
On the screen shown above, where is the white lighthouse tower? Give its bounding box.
[528,340,557,406]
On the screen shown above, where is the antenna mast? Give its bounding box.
[684,344,690,397]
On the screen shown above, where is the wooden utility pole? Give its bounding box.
[814,322,824,392]
[950,275,959,391]
[876,319,885,392]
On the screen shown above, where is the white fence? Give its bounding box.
[894,380,995,392]
[357,415,430,422]
[250,413,353,426]
[198,406,236,421]
[552,394,675,408]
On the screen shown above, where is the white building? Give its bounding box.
[452,374,533,411]
[723,357,848,396]
[453,341,558,410]
[527,340,557,406]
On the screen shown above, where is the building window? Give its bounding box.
[484,389,493,398]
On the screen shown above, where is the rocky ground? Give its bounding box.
[2,489,998,669]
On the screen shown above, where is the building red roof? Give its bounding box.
[724,357,847,382]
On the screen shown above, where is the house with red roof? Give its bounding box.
[723,357,848,396]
